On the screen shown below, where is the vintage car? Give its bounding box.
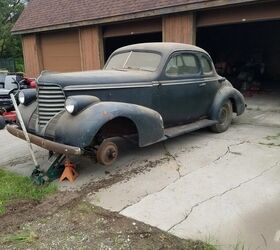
[7,43,245,165]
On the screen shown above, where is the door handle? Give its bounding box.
[199,83,207,87]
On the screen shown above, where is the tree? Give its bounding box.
[0,0,25,61]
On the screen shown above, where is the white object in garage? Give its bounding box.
[4,75,18,90]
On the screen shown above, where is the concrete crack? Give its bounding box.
[214,141,248,163]
[119,161,212,213]
[167,161,280,232]
[162,142,182,178]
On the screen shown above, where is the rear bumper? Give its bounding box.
[6,124,82,156]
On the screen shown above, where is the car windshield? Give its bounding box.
[105,51,161,72]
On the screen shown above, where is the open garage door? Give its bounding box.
[103,19,162,61]
[197,20,280,93]
[197,1,280,93]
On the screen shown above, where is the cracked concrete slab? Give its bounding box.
[120,143,279,230]
[88,109,280,250]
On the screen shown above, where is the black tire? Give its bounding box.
[0,116,6,130]
[211,100,233,133]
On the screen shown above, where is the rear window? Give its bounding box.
[166,54,199,76]
[201,56,213,74]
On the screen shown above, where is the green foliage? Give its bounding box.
[0,0,26,71]
[0,169,57,215]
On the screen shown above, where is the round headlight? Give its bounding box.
[65,98,76,114]
[18,89,37,105]
[65,96,100,115]
[18,91,25,104]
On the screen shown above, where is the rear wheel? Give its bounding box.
[96,140,118,166]
[211,100,233,133]
[0,116,6,130]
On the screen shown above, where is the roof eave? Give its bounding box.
[12,0,262,35]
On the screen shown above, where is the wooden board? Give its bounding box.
[103,19,162,38]
[22,34,42,78]
[163,13,195,44]
[79,26,104,70]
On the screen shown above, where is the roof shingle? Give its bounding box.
[13,0,258,34]
[12,0,208,33]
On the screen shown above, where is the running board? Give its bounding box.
[164,119,217,138]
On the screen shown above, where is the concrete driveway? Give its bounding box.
[0,95,279,249]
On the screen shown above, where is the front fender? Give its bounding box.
[210,86,245,121]
[54,102,164,148]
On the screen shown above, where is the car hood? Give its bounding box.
[37,70,157,88]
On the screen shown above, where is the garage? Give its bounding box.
[196,1,280,93]
[40,30,81,72]
[103,19,162,61]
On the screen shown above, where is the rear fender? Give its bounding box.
[54,102,164,148]
[210,86,245,121]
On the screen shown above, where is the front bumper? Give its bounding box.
[6,124,82,156]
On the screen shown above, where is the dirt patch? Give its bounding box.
[83,157,170,193]
[0,202,213,250]
[0,191,80,234]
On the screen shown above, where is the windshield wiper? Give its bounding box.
[124,66,153,72]
[110,67,127,71]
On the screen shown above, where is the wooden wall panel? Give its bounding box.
[79,26,104,70]
[40,30,81,72]
[197,1,280,27]
[22,34,42,78]
[163,13,196,44]
[103,19,162,38]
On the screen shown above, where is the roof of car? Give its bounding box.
[113,42,210,56]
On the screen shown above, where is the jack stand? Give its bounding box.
[31,154,66,185]
[59,159,79,183]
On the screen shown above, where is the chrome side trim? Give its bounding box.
[63,77,219,91]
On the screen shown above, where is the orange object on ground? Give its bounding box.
[59,160,78,182]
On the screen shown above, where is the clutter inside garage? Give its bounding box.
[197,20,280,96]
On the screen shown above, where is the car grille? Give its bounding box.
[0,94,9,99]
[38,84,65,126]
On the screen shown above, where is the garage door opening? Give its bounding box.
[197,20,280,93]
[104,32,162,62]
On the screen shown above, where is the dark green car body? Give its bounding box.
[8,43,245,156]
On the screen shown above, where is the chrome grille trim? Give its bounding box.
[38,84,65,126]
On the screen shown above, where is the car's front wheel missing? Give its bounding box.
[211,100,233,133]
[96,140,119,166]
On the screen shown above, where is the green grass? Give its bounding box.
[0,169,57,215]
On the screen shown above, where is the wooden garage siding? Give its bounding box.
[22,34,42,78]
[79,26,104,70]
[163,13,195,44]
[103,19,162,38]
[197,1,280,27]
[40,30,81,72]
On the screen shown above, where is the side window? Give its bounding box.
[165,53,199,77]
[201,56,213,74]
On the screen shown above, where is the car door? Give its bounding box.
[158,51,204,126]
